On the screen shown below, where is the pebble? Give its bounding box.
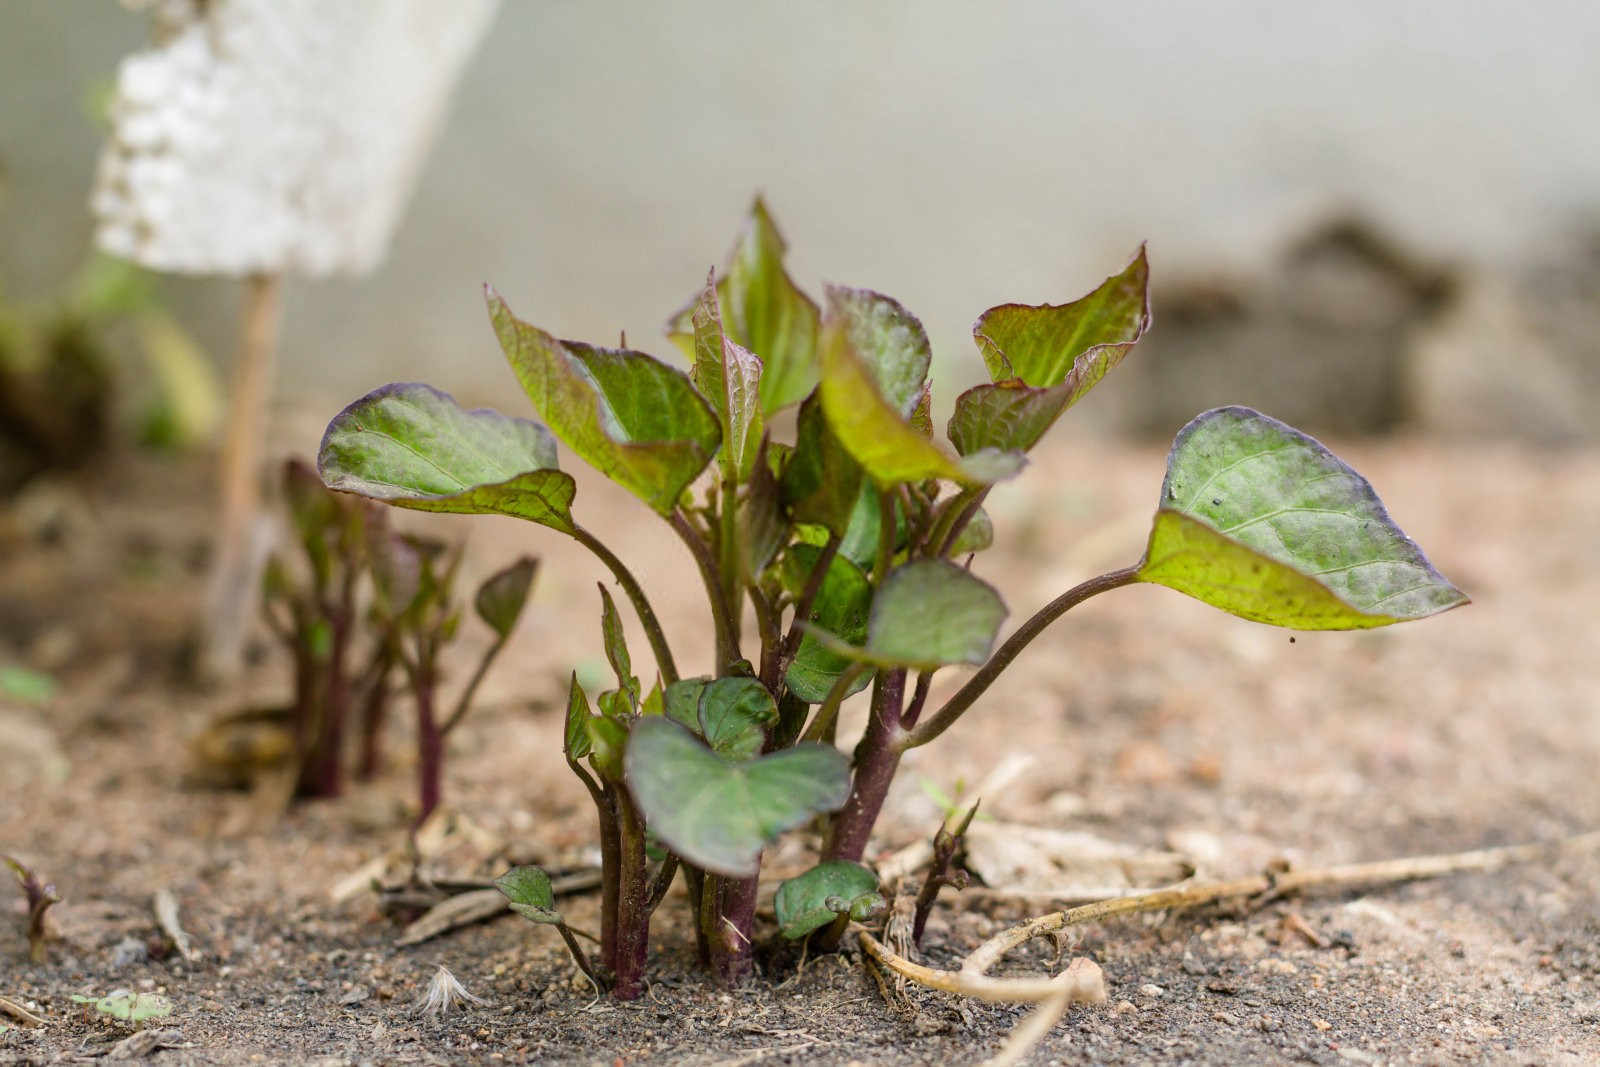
[1114,1000,1137,1015]
[111,936,149,969]
[1257,957,1299,975]
[1139,984,1164,998]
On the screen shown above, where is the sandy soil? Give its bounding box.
[2,426,1597,1066]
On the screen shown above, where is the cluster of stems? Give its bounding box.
[567,474,1136,994]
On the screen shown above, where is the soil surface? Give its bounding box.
[2,425,1598,1066]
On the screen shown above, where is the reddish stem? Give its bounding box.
[823,670,906,863]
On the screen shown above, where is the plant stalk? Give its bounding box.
[571,524,680,686]
[440,633,509,737]
[709,870,759,986]
[899,566,1140,752]
[414,656,442,824]
[671,510,741,671]
[611,789,652,1000]
[823,669,906,863]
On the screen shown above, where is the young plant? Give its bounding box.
[260,458,535,816]
[3,854,59,964]
[318,198,1466,997]
[368,534,537,822]
[260,458,373,798]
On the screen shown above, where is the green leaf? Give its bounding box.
[0,665,57,705]
[696,676,778,760]
[806,560,1007,671]
[774,860,882,939]
[641,678,665,717]
[737,440,788,581]
[72,991,173,1023]
[663,677,711,732]
[488,288,720,516]
[818,287,1023,488]
[475,556,538,639]
[825,286,931,417]
[624,718,851,876]
[494,865,562,924]
[586,715,628,780]
[780,545,874,703]
[868,560,1007,668]
[947,505,994,556]
[318,383,577,536]
[669,197,820,413]
[564,672,592,760]
[690,276,766,481]
[1137,406,1469,629]
[596,584,639,708]
[949,248,1150,455]
[975,246,1150,387]
[781,393,864,537]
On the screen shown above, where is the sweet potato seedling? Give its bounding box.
[4,854,59,964]
[261,459,534,818]
[318,198,1466,998]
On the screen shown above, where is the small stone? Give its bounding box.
[1257,957,1298,975]
[1139,984,1164,998]
[1114,1000,1137,1015]
[338,986,370,1006]
[111,936,150,969]
[1312,1017,1332,1032]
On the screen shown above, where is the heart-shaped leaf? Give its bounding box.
[1137,406,1468,628]
[318,382,577,535]
[669,198,820,413]
[475,556,538,639]
[818,287,1023,488]
[494,865,562,925]
[774,860,883,939]
[806,560,1008,671]
[625,718,850,877]
[780,545,874,703]
[691,276,766,481]
[488,288,720,516]
[696,676,778,760]
[948,248,1150,455]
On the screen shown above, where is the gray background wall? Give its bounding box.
[3,2,1596,429]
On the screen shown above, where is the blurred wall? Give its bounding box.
[3,2,1597,445]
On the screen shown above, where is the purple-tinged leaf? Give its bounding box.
[488,289,720,516]
[669,197,820,413]
[949,248,1151,455]
[818,287,1024,488]
[975,246,1150,387]
[318,383,577,535]
[690,276,765,481]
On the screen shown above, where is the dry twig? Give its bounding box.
[863,830,1600,1066]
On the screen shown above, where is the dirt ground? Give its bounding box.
[2,421,1598,1066]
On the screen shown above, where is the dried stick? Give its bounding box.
[863,830,1600,1067]
[204,271,284,675]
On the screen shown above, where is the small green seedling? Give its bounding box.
[494,865,604,992]
[320,198,1466,998]
[70,990,173,1025]
[912,801,978,947]
[3,854,59,964]
[773,860,885,950]
[261,459,535,817]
